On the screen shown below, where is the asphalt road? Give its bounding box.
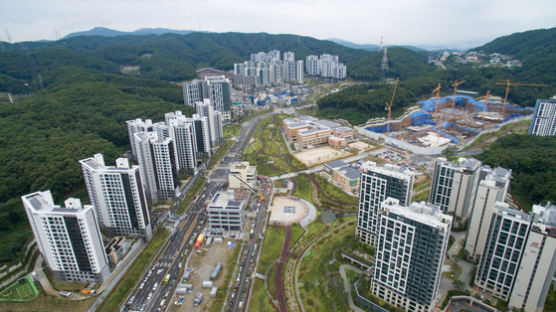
[119,113,270,312]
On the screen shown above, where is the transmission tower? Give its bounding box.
[380,36,388,72]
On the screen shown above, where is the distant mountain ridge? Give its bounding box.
[64,26,197,39]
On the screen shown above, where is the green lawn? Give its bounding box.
[312,174,358,209]
[294,174,313,203]
[290,224,305,248]
[248,278,276,312]
[176,176,207,215]
[96,227,169,312]
[0,274,39,302]
[257,225,285,275]
[297,221,354,312]
[223,124,242,140]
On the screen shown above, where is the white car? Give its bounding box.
[153,283,158,291]
[147,292,153,300]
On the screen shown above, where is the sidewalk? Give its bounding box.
[338,264,365,312]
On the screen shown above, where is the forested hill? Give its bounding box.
[0,32,430,92]
[473,27,556,63]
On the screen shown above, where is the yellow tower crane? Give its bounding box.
[385,78,399,136]
[496,79,547,115]
[432,83,441,122]
[451,80,466,109]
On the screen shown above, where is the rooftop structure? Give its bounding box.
[229,162,257,189]
[207,190,247,233]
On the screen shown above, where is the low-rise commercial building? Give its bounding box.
[207,191,247,234]
[229,162,257,189]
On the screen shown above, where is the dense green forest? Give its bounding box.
[478,135,556,210]
[473,27,556,63]
[318,83,417,124]
[0,65,193,263]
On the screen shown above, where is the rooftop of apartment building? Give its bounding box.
[382,198,452,228]
[438,157,482,172]
[23,191,86,214]
[361,161,414,180]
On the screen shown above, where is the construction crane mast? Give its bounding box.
[451,80,466,109]
[475,91,492,122]
[230,174,264,202]
[496,79,547,115]
[385,78,399,136]
[432,83,441,122]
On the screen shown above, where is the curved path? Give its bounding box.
[338,264,366,312]
[276,225,292,312]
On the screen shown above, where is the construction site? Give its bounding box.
[361,80,538,150]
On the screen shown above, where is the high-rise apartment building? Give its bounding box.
[182,79,207,107]
[429,157,482,218]
[528,99,556,136]
[371,198,452,312]
[305,54,346,79]
[182,76,231,112]
[475,202,532,301]
[509,202,556,312]
[356,161,414,245]
[296,60,304,83]
[305,55,320,76]
[196,99,223,146]
[22,191,111,283]
[234,50,304,88]
[283,51,295,62]
[126,118,153,160]
[165,111,198,174]
[80,154,152,239]
[191,113,211,157]
[465,167,511,260]
[134,132,179,202]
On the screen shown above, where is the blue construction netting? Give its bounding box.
[433,127,460,145]
[503,113,522,122]
[411,111,433,126]
[418,95,487,113]
[456,125,480,133]
[441,121,452,129]
[366,124,393,133]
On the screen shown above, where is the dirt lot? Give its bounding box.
[348,141,372,151]
[170,241,235,312]
[270,196,309,226]
[293,146,352,167]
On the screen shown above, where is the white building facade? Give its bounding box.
[528,99,556,136]
[22,191,111,283]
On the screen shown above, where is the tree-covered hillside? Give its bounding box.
[474,27,556,63]
[317,83,416,125]
[478,134,556,210]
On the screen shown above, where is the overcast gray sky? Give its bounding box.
[3,0,555,48]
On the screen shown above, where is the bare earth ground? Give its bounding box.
[270,196,309,226]
[349,141,372,151]
[171,241,233,312]
[293,146,352,167]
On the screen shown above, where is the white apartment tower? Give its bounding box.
[182,79,207,107]
[465,166,512,260]
[509,202,556,312]
[429,157,482,219]
[356,161,414,246]
[196,99,223,146]
[80,154,152,240]
[371,198,452,312]
[306,55,320,76]
[296,60,304,83]
[475,202,532,301]
[528,99,556,136]
[205,75,232,112]
[126,118,153,160]
[134,132,179,202]
[191,114,211,157]
[168,116,198,174]
[22,191,111,283]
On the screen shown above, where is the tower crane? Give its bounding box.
[385,78,399,136]
[432,83,441,122]
[475,91,492,122]
[495,79,547,115]
[230,174,264,202]
[451,80,466,109]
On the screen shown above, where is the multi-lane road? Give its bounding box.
[119,113,270,312]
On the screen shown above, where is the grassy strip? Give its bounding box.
[290,224,305,248]
[257,226,285,275]
[175,176,207,215]
[209,241,242,312]
[248,278,276,312]
[223,124,242,140]
[209,140,234,170]
[312,174,358,205]
[96,228,169,312]
[293,174,313,203]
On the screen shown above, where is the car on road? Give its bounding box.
[139,282,145,289]
[147,292,153,300]
[153,282,158,291]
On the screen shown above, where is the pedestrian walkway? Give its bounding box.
[339,264,366,312]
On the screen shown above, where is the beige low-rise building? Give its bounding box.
[282,116,351,149]
[332,166,360,194]
[328,135,347,147]
[229,162,257,189]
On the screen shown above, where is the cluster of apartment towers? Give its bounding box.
[21,98,225,284]
[355,158,555,312]
[233,50,347,88]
